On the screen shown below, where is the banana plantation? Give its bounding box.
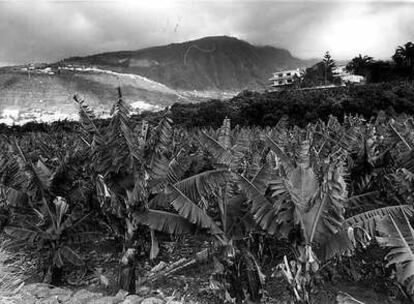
[2,91,414,304]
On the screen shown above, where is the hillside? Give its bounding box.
[0,66,198,116]
[0,36,316,118]
[65,36,316,90]
[169,82,414,128]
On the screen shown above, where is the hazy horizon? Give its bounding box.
[0,0,413,67]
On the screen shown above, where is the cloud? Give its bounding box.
[0,0,413,66]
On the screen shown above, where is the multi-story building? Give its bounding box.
[269,68,304,89]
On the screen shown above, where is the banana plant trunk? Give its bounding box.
[118,247,137,294]
[279,255,312,304]
[50,266,63,286]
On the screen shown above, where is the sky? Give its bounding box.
[0,0,413,66]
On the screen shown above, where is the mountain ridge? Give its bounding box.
[63,36,317,90]
[0,36,318,118]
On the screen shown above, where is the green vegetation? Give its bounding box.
[301,41,414,87]
[171,82,414,128]
[346,54,374,77]
[3,86,414,303]
[7,81,414,133]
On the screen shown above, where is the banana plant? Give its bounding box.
[243,116,414,302]
[376,209,414,296]
[192,118,268,303]
[82,89,232,293]
[4,196,89,286]
[0,136,99,286]
[235,124,349,303]
[126,118,265,302]
[77,90,150,293]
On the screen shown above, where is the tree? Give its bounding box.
[392,42,414,80]
[323,51,336,85]
[346,54,374,77]
[301,62,328,87]
[392,42,414,70]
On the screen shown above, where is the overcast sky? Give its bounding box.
[0,0,413,66]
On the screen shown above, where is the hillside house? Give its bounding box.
[40,67,55,75]
[269,69,304,89]
[332,65,348,78]
[2,108,20,119]
[333,65,365,84]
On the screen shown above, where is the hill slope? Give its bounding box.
[0,36,316,118]
[0,67,189,115]
[65,36,315,90]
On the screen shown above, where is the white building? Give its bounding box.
[341,74,365,83]
[332,65,348,78]
[40,67,55,75]
[333,65,365,84]
[130,101,162,113]
[0,117,14,125]
[269,69,304,88]
[2,108,20,119]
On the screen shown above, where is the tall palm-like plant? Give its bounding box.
[0,138,96,285]
[392,42,414,70]
[77,89,160,293]
[79,89,232,293]
[200,119,346,302]
[248,137,346,303]
[238,118,394,302]
[346,54,374,77]
[5,197,88,286]
[312,116,414,298]
[376,209,414,295]
[140,118,265,303]
[145,118,265,303]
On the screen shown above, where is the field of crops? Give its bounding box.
[2,90,414,304]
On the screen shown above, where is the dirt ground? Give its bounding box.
[5,237,412,304]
